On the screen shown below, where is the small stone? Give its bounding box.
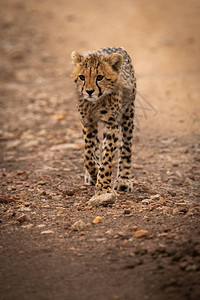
[37,224,46,228]
[106,229,114,235]
[0,195,14,204]
[6,140,21,149]
[69,247,76,251]
[185,264,197,272]
[168,190,176,197]
[132,164,143,169]
[96,238,106,242]
[21,224,33,229]
[135,230,148,238]
[38,181,46,185]
[63,168,71,172]
[43,205,50,209]
[163,228,171,232]
[175,170,183,179]
[16,170,25,175]
[176,202,187,207]
[71,220,87,231]
[179,261,188,270]
[115,231,127,238]
[64,189,76,196]
[129,225,138,231]
[41,230,54,234]
[176,204,189,214]
[17,214,30,224]
[121,200,133,206]
[86,192,116,207]
[123,209,131,214]
[23,140,39,148]
[141,199,151,205]
[172,208,179,215]
[150,194,160,200]
[161,207,172,215]
[50,143,80,151]
[19,192,28,198]
[172,162,179,167]
[185,177,193,185]
[92,216,102,224]
[19,207,31,212]
[53,114,65,121]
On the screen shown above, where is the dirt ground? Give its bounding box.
[0,0,200,299]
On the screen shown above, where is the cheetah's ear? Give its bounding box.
[71,51,83,64]
[105,53,123,72]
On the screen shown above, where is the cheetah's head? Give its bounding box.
[71,51,123,101]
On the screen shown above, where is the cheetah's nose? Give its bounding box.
[86,89,94,96]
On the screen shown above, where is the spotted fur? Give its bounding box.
[71,47,136,195]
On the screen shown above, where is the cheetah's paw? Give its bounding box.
[86,192,116,207]
[113,178,133,192]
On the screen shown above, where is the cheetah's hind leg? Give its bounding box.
[85,169,95,186]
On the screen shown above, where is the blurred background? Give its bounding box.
[0,0,199,138]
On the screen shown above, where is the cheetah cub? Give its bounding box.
[71,47,136,204]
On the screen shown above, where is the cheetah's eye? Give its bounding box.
[79,75,85,81]
[97,75,104,81]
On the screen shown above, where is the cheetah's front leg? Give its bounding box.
[82,124,99,186]
[86,121,119,207]
[96,122,119,194]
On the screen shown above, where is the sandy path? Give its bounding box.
[0,1,200,299]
